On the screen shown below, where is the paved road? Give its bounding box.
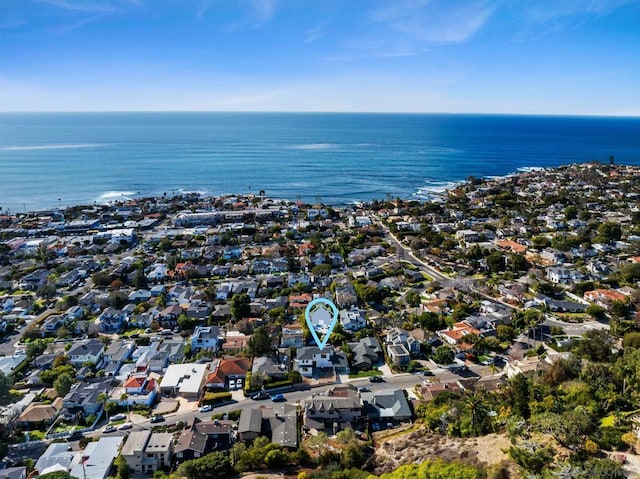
[91,364,495,438]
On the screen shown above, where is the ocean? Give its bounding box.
[1,112,639,212]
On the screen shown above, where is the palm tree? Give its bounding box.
[464,391,487,436]
[97,392,108,420]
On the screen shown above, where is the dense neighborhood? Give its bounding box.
[3,162,640,478]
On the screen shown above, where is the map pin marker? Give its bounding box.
[305,298,339,350]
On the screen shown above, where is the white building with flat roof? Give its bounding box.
[159,363,208,399]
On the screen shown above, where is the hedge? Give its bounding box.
[201,391,232,405]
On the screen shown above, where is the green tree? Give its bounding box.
[231,293,251,321]
[54,372,75,396]
[405,291,421,308]
[596,221,622,243]
[115,455,130,479]
[178,451,232,479]
[486,251,505,273]
[508,373,530,419]
[38,472,78,479]
[0,372,15,406]
[133,268,148,289]
[247,326,272,356]
[311,264,332,276]
[177,313,197,331]
[433,346,454,365]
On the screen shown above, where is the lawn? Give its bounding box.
[348,370,382,378]
[22,430,46,441]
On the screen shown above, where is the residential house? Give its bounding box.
[63,379,112,417]
[97,307,127,333]
[295,346,349,378]
[252,355,289,381]
[190,326,220,353]
[361,389,413,424]
[35,442,77,476]
[205,357,250,391]
[417,382,463,402]
[110,373,158,408]
[348,337,382,371]
[437,322,482,347]
[159,363,208,399]
[175,417,233,462]
[19,269,50,291]
[17,397,63,430]
[157,305,183,328]
[339,308,367,332]
[238,403,298,448]
[386,327,421,356]
[584,288,628,310]
[102,340,134,376]
[220,331,250,355]
[334,284,358,308]
[121,430,173,474]
[43,314,66,335]
[289,293,312,310]
[504,356,550,379]
[69,436,124,479]
[156,338,187,364]
[301,385,362,434]
[67,339,105,368]
[387,344,411,367]
[280,324,304,349]
[128,290,152,304]
[546,267,584,285]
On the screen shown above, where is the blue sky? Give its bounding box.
[1,0,640,114]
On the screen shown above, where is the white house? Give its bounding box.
[339,308,367,332]
[190,326,220,352]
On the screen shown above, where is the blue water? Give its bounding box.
[0,112,639,211]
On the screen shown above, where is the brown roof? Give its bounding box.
[19,397,63,423]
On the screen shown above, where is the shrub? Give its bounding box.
[202,391,232,405]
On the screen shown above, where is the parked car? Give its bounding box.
[422,370,434,376]
[251,391,271,400]
[358,387,370,393]
[369,376,384,383]
[199,405,213,413]
[67,429,83,441]
[118,422,133,430]
[109,413,126,422]
[103,425,116,433]
[150,415,165,423]
[270,393,286,402]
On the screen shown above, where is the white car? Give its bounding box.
[199,405,212,413]
[103,425,116,433]
[109,413,126,422]
[117,422,133,430]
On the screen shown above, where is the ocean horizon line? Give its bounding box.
[1,110,639,119]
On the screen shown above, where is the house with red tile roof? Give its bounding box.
[289,293,312,309]
[437,322,482,346]
[206,357,250,390]
[584,288,628,309]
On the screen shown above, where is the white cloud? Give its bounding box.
[196,0,209,20]
[225,0,278,31]
[369,0,494,44]
[36,0,117,13]
[305,21,327,44]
